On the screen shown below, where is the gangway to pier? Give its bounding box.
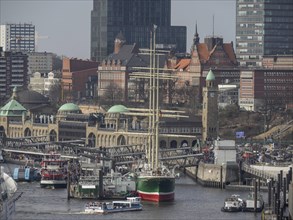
[4,136,48,147]
[159,153,203,169]
[241,162,278,180]
[107,144,145,154]
[2,138,202,170]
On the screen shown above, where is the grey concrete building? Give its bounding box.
[27,52,53,75]
[0,48,28,102]
[0,23,35,52]
[236,0,293,67]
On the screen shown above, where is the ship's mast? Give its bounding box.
[131,25,188,171]
[151,25,158,170]
[148,28,153,168]
[149,24,160,170]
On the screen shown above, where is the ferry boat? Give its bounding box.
[40,153,67,188]
[84,197,142,214]
[221,194,245,212]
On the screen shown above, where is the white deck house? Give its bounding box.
[214,140,237,165]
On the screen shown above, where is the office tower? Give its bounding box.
[236,0,293,67]
[27,52,54,75]
[91,0,186,62]
[0,48,28,101]
[0,23,35,52]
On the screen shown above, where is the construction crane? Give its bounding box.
[8,32,49,52]
[35,32,49,51]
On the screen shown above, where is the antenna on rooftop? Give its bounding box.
[212,14,215,37]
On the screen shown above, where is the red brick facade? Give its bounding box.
[62,57,99,101]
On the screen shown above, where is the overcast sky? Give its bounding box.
[0,0,236,59]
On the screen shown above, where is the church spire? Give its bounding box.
[193,21,200,46]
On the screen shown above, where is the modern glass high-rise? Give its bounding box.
[91,0,187,62]
[236,0,293,67]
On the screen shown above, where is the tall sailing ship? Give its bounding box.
[136,163,176,202]
[135,25,179,202]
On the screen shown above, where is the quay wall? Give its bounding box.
[186,162,239,187]
[250,164,292,176]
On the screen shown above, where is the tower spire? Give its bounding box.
[193,21,200,46]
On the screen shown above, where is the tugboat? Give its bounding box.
[84,197,142,214]
[40,153,67,188]
[221,194,245,212]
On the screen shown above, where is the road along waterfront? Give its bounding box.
[9,171,266,220]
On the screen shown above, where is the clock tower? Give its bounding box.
[202,69,218,143]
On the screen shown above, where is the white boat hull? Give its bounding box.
[84,197,142,214]
[40,179,67,188]
[85,207,142,214]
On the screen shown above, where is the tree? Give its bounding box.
[99,82,124,105]
[160,78,178,106]
[172,80,199,109]
[47,81,62,106]
[52,54,63,72]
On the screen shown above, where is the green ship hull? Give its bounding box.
[136,175,175,202]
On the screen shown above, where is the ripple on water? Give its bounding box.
[13,175,266,220]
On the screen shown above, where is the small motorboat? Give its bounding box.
[221,194,244,212]
[84,197,143,214]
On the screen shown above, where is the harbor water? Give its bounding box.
[10,172,266,220]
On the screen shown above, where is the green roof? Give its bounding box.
[0,99,27,116]
[58,103,81,112]
[107,105,128,113]
[206,69,216,81]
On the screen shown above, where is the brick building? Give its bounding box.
[98,33,167,104]
[61,57,99,101]
[239,55,293,111]
[173,29,239,104]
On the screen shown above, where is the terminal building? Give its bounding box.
[0,89,201,149]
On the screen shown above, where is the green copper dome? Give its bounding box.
[107,105,128,113]
[0,99,27,116]
[58,103,81,112]
[206,69,216,81]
